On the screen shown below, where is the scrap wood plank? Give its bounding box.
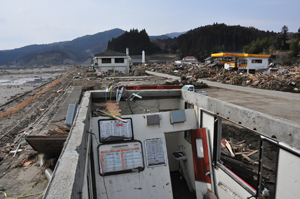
[13,144,21,158]
[50,122,71,131]
[253,162,274,171]
[48,128,66,134]
[3,144,15,149]
[97,109,127,123]
[237,140,245,144]
[247,150,258,157]
[241,153,254,163]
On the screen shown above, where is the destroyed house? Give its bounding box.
[43,88,300,199]
[93,50,130,73]
[182,56,197,64]
[212,52,269,73]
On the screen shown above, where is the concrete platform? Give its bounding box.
[26,86,82,156]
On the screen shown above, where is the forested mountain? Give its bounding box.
[107,29,160,55]
[177,23,277,61]
[0,28,125,66]
[1,24,298,66]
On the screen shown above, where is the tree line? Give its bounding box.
[107,24,299,62]
[107,29,160,55]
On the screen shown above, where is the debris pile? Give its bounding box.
[208,66,300,92]
[145,63,300,93]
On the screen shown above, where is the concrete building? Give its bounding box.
[93,50,130,73]
[43,88,300,199]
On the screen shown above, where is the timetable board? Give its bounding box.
[145,138,166,167]
[98,141,144,175]
[98,118,133,142]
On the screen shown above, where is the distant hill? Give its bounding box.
[165,32,186,38]
[108,29,160,55]
[150,35,170,40]
[0,28,125,66]
[149,32,185,41]
[1,24,289,66]
[177,23,277,61]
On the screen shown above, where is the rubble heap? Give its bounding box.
[146,63,300,93]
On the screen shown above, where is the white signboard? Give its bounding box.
[98,118,133,142]
[145,138,166,167]
[98,141,144,175]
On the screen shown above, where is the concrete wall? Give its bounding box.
[276,148,300,199]
[119,98,181,115]
[181,90,300,150]
[44,91,92,199]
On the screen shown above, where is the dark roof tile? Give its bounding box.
[94,50,126,57]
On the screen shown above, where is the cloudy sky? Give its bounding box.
[0,0,299,50]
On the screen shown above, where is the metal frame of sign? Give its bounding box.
[97,140,144,176]
[144,138,167,167]
[98,118,134,143]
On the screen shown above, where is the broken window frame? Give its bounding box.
[199,110,266,196]
[184,102,194,143]
[256,136,300,198]
[251,59,262,64]
[240,59,247,64]
[213,116,283,198]
[115,58,125,63]
[102,58,112,63]
[213,116,259,196]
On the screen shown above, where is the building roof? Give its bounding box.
[94,50,126,57]
[183,56,197,60]
[211,52,269,58]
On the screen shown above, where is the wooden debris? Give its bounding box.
[13,143,21,158]
[221,139,235,157]
[50,122,71,131]
[23,161,32,167]
[241,153,254,163]
[97,109,127,123]
[247,150,258,157]
[3,144,15,149]
[48,128,67,134]
[105,100,121,116]
[237,140,245,144]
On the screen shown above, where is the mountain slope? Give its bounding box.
[0,28,125,66]
[177,23,277,60]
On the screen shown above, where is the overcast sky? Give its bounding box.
[0,0,299,50]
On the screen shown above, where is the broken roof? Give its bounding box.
[94,50,126,57]
[211,52,269,58]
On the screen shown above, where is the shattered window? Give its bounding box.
[184,102,193,143]
[115,58,124,63]
[220,119,278,198]
[102,58,111,63]
[251,59,262,64]
[240,59,247,64]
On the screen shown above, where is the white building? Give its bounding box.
[93,50,130,73]
[211,52,270,73]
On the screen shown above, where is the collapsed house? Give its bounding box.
[42,88,300,199]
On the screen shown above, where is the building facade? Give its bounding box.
[93,50,130,73]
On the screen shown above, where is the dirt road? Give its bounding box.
[147,70,300,124]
